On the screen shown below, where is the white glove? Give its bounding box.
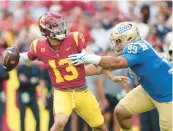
[68,52,88,66]
[68,52,101,66]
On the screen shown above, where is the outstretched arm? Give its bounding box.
[85,64,102,76]
[69,53,128,70]
[85,64,113,78]
[82,47,115,78]
[98,56,128,70]
[83,47,114,77]
[80,45,129,85]
[84,63,130,87]
[2,39,38,71]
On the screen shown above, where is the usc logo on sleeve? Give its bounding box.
[41,48,45,53]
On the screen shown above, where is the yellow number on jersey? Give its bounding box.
[49,60,64,83]
[49,59,79,83]
[59,59,78,81]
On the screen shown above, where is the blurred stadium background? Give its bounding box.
[0,1,172,131]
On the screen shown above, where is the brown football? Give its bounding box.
[2,46,20,71]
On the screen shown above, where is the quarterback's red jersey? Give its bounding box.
[27,32,87,90]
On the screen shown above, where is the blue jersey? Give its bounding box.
[122,40,172,102]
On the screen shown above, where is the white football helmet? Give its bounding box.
[110,22,141,56]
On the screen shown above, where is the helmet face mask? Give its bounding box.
[39,12,68,40]
[110,22,141,56]
[110,38,124,56]
[51,21,67,34]
[48,21,68,40]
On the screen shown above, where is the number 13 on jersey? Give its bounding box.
[49,59,79,83]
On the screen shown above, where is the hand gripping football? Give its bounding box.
[2,46,20,71]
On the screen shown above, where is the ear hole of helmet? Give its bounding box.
[116,40,119,44]
[116,39,122,44]
[127,37,132,41]
[169,50,172,57]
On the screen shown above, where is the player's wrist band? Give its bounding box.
[85,54,101,65]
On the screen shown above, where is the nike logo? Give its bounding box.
[66,47,71,51]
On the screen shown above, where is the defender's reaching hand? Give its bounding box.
[68,52,101,66]
[68,52,87,66]
[111,76,130,88]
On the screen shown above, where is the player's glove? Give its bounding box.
[68,52,87,66]
[68,52,101,66]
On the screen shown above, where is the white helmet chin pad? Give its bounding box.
[54,34,66,40]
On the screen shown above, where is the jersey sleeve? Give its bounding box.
[122,43,144,67]
[73,32,87,52]
[27,39,39,60]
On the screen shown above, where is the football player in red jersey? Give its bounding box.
[20,12,108,131]
[3,12,129,131]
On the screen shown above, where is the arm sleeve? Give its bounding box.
[27,39,39,60]
[73,32,87,52]
[122,54,140,67]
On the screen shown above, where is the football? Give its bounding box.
[2,46,20,71]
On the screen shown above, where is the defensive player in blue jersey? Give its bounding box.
[69,22,172,131]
